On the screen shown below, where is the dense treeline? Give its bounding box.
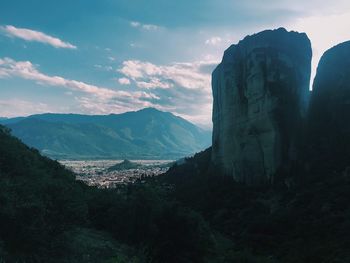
[0,126,214,262]
[1,125,350,262]
[164,148,350,262]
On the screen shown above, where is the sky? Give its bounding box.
[0,0,349,129]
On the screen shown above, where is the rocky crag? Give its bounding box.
[307,41,350,173]
[212,28,312,184]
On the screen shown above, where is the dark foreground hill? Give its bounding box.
[163,147,350,262]
[0,108,211,160]
[0,126,215,262]
[3,122,350,262]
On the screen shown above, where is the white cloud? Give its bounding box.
[130,42,143,48]
[118,59,218,127]
[0,57,159,114]
[0,25,77,49]
[130,21,141,27]
[118,60,217,90]
[205,37,222,46]
[75,91,160,116]
[118,77,131,85]
[0,99,51,117]
[95,64,113,71]
[0,57,116,98]
[142,24,159,30]
[136,77,172,89]
[130,21,160,31]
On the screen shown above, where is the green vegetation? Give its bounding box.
[0,126,213,262]
[107,159,174,172]
[107,159,144,171]
[1,125,350,262]
[164,148,350,262]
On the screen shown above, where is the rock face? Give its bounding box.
[211,28,312,184]
[308,41,350,172]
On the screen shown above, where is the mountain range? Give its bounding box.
[0,108,211,160]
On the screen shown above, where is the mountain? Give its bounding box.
[108,159,144,171]
[0,108,211,160]
[107,159,174,171]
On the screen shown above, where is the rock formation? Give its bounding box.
[308,41,350,172]
[211,28,312,184]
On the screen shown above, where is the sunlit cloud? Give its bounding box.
[118,60,218,90]
[0,99,51,117]
[205,37,222,46]
[0,25,77,49]
[118,59,218,127]
[118,77,131,85]
[0,57,160,114]
[287,11,350,87]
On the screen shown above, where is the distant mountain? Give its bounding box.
[0,108,211,160]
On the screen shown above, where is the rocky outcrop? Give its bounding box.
[308,41,350,172]
[211,28,312,184]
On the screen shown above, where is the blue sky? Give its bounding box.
[0,0,349,128]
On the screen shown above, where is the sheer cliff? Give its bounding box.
[211,28,312,184]
[308,41,350,173]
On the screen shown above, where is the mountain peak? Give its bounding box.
[137,107,163,113]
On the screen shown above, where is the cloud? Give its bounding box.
[205,37,222,46]
[0,99,51,117]
[74,93,159,116]
[136,78,172,89]
[130,43,143,48]
[95,64,113,71]
[118,77,131,85]
[130,21,141,27]
[118,59,218,127]
[287,10,350,88]
[142,24,159,30]
[130,21,160,31]
[0,57,160,115]
[0,25,77,49]
[0,57,117,98]
[118,60,217,90]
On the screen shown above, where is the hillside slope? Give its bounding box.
[1,108,211,159]
[0,125,215,262]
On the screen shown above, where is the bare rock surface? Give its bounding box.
[211,28,312,184]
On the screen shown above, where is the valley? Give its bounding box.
[60,159,173,188]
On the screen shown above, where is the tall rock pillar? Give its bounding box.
[211,28,312,184]
[308,41,350,173]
